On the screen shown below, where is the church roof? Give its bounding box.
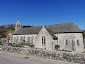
[12,22,82,35]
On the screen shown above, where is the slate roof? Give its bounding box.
[12,22,81,38]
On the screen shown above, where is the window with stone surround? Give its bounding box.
[20,37,23,43]
[77,40,79,46]
[23,36,25,42]
[66,39,68,45]
[72,40,75,45]
[31,36,33,45]
[17,36,18,42]
[72,40,75,51]
[28,37,30,43]
[42,36,46,46]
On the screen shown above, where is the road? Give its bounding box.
[0,54,52,64]
[0,51,79,64]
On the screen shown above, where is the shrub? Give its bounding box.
[22,45,25,48]
[21,42,30,45]
[8,43,12,46]
[82,51,85,53]
[35,48,37,49]
[30,45,34,48]
[60,49,72,52]
[65,50,72,52]
[12,43,22,47]
[11,43,35,48]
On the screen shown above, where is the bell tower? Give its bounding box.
[15,20,21,31]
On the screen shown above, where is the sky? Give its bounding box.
[0,0,85,30]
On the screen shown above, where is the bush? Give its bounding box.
[82,51,85,53]
[12,43,22,47]
[60,49,72,52]
[35,48,37,49]
[21,42,30,45]
[30,45,34,48]
[8,43,12,46]
[65,50,72,52]
[11,43,35,48]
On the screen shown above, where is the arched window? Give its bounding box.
[72,40,75,45]
[66,39,68,45]
[28,37,30,43]
[23,36,25,42]
[21,37,23,43]
[77,40,79,45]
[31,36,33,45]
[72,40,75,51]
[42,36,46,46]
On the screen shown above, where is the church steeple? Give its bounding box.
[15,20,21,31]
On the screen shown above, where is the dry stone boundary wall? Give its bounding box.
[0,46,85,64]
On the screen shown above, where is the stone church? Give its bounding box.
[10,20,84,52]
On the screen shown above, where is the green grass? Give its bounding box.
[9,43,34,48]
[60,49,72,52]
[12,43,22,47]
[82,51,85,53]
[21,42,30,45]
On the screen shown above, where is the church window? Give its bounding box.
[77,40,79,45]
[31,37,33,45]
[66,39,68,45]
[21,37,23,43]
[23,36,25,42]
[17,36,18,42]
[72,40,75,45]
[42,36,46,46]
[28,37,30,43]
[21,36,25,43]
[72,40,75,51]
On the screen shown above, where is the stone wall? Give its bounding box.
[0,38,8,46]
[35,26,53,50]
[11,34,37,44]
[0,46,85,64]
[55,33,84,52]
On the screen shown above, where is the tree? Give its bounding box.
[8,24,15,30]
[0,26,6,34]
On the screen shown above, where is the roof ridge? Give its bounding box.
[32,22,75,28]
[12,22,81,35]
[22,22,75,29]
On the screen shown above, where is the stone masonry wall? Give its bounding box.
[0,46,85,64]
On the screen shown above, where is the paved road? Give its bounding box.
[0,54,53,64]
[0,51,79,64]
